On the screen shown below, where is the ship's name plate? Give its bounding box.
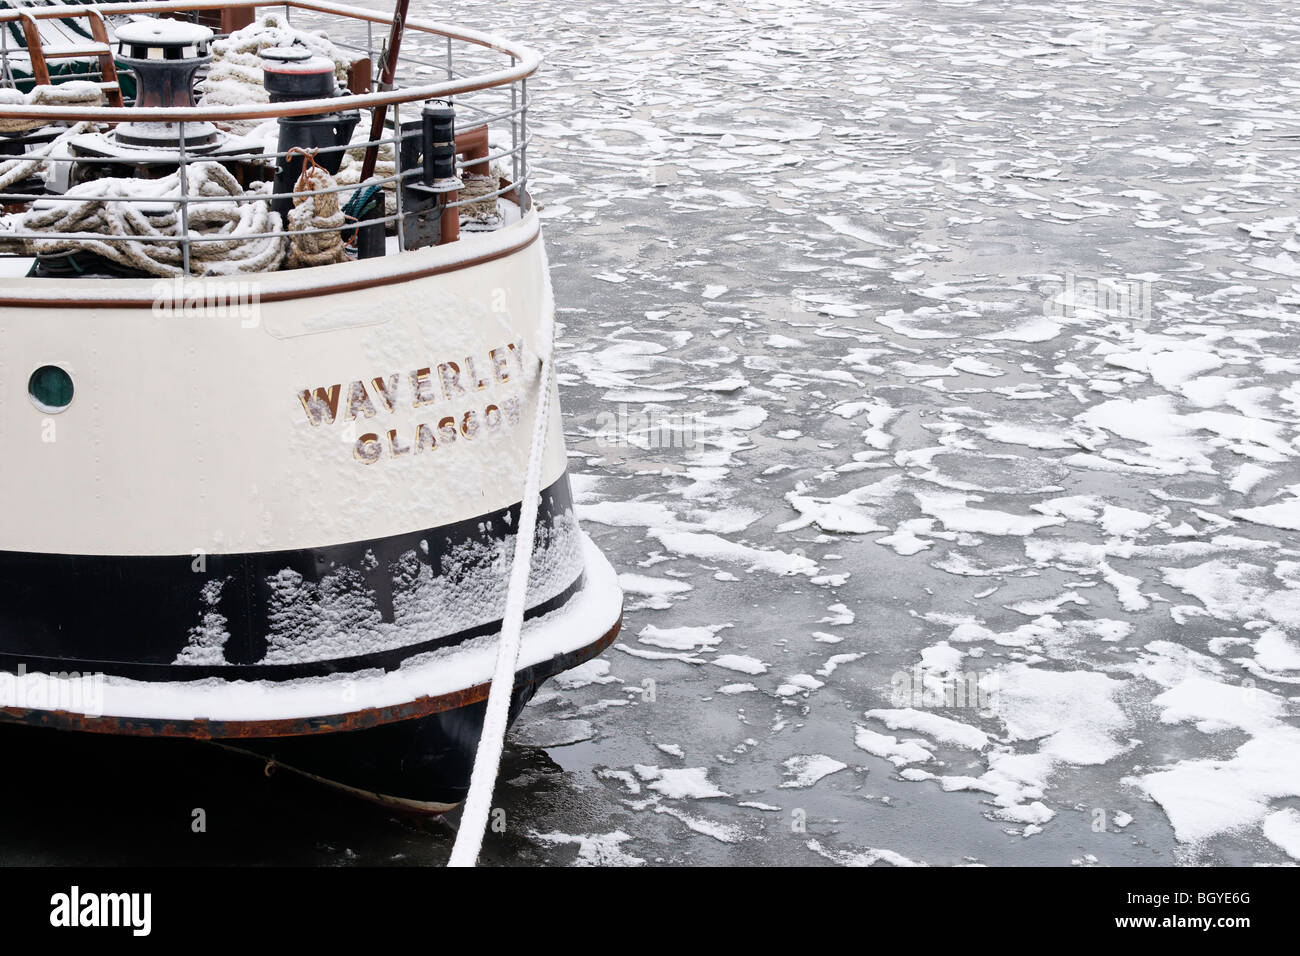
[297,339,527,464]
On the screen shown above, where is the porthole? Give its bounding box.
[28,365,74,413]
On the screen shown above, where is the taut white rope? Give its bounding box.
[447,262,557,868]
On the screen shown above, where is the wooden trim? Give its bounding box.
[0,0,541,123]
[0,226,540,309]
[346,55,372,96]
[85,10,123,108]
[220,7,257,33]
[456,125,490,178]
[18,14,50,86]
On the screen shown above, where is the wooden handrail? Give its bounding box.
[16,15,49,86]
[15,7,124,107]
[0,0,540,122]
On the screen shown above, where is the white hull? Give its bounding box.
[1,212,562,556]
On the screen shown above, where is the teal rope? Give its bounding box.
[341,183,384,242]
[343,184,383,221]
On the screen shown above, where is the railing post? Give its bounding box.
[519,77,529,214]
[0,20,12,90]
[178,121,191,276]
[511,60,519,190]
[393,100,406,250]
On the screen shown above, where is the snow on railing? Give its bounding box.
[0,0,540,273]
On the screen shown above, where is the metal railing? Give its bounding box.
[0,0,541,274]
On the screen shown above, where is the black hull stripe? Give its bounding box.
[0,474,580,681]
[0,571,584,683]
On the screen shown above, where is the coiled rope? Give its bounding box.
[22,162,286,276]
[0,81,103,133]
[0,120,88,192]
[284,147,348,269]
[447,255,557,868]
[458,167,506,226]
[195,12,350,134]
[0,84,103,200]
[336,140,397,217]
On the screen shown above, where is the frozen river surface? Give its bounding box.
[502,0,1300,867]
[7,0,1300,867]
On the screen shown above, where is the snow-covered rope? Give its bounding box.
[448,260,557,868]
[0,81,103,133]
[22,162,287,276]
[0,120,88,191]
[284,148,348,268]
[196,12,351,134]
[459,165,506,226]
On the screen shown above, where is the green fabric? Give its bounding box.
[9,58,135,98]
[1,0,136,98]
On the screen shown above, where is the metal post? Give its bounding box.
[178,121,191,275]
[512,79,522,214]
[393,100,405,250]
[510,60,519,190]
[0,23,12,90]
[446,35,452,80]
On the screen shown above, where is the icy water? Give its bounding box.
[8,0,1300,866]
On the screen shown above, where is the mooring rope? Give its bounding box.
[0,120,88,192]
[195,11,350,134]
[21,162,286,276]
[458,168,505,226]
[447,257,557,868]
[336,140,397,217]
[0,80,103,133]
[284,147,348,269]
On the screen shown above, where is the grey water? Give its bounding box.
[6,0,1300,866]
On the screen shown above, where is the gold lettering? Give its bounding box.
[410,367,438,407]
[489,347,511,384]
[354,433,382,463]
[298,384,342,425]
[344,380,377,421]
[438,416,458,444]
[416,422,437,453]
[463,356,489,391]
[460,410,480,439]
[388,428,410,456]
[371,374,400,412]
[502,395,522,426]
[438,362,465,400]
